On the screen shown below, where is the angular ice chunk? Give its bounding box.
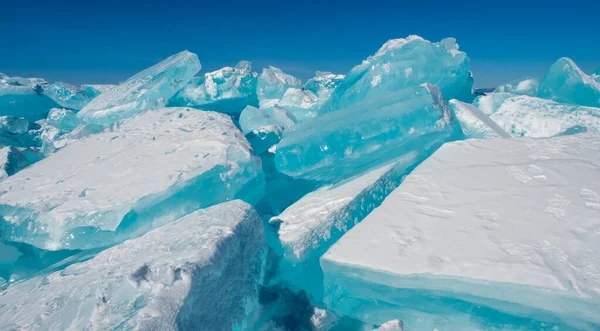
[270,157,418,299]
[320,36,473,114]
[304,72,345,107]
[168,60,258,114]
[495,77,539,96]
[78,51,201,125]
[0,116,29,135]
[275,84,456,182]
[46,108,80,131]
[278,88,319,120]
[257,66,302,103]
[239,105,297,134]
[538,57,600,107]
[488,95,600,137]
[0,200,265,330]
[322,134,600,330]
[40,108,86,155]
[375,320,404,331]
[0,76,59,120]
[43,82,101,110]
[0,108,263,250]
[0,146,43,181]
[448,99,510,139]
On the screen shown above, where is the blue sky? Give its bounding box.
[2,0,599,87]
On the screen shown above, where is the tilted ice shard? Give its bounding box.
[77,51,201,125]
[0,200,265,331]
[448,99,510,139]
[270,156,419,299]
[256,66,302,104]
[275,84,456,182]
[168,60,258,113]
[0,75,59,120]
[486,95,600,137]
[320,36,473,114]
[537,57,600,107]
[0,146,43,181]
[322,134,600,330]
[239,105,297,134]
[43,82,102,110]
[495,77,539,96]
[0,108,263,250]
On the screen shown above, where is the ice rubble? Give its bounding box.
[0,74,59,120]
[169,60,258,113]
[0,108,263,250]
[538,57,600,108]
[472,94,600,137]
[0,200,265,330]
[448,99,510,139]
[275,84,456,182]
[494,77,539,96]
[78,50,201,125]
[320,36,473,114]
[322,134,600,330]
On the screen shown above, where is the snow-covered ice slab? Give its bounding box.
[322,134,600,330]
[275,84,456,182]
[538,57,600,108]
[0,200,265,330]
[0,108,263,250]
[448,99,510,139]
[271,164,394,296]
[78,51,200,125]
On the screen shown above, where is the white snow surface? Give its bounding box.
[0,107,262,250]
[0,200,265,331]
[323,134,600,328]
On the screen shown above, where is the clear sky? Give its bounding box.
[2,0,599,88]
